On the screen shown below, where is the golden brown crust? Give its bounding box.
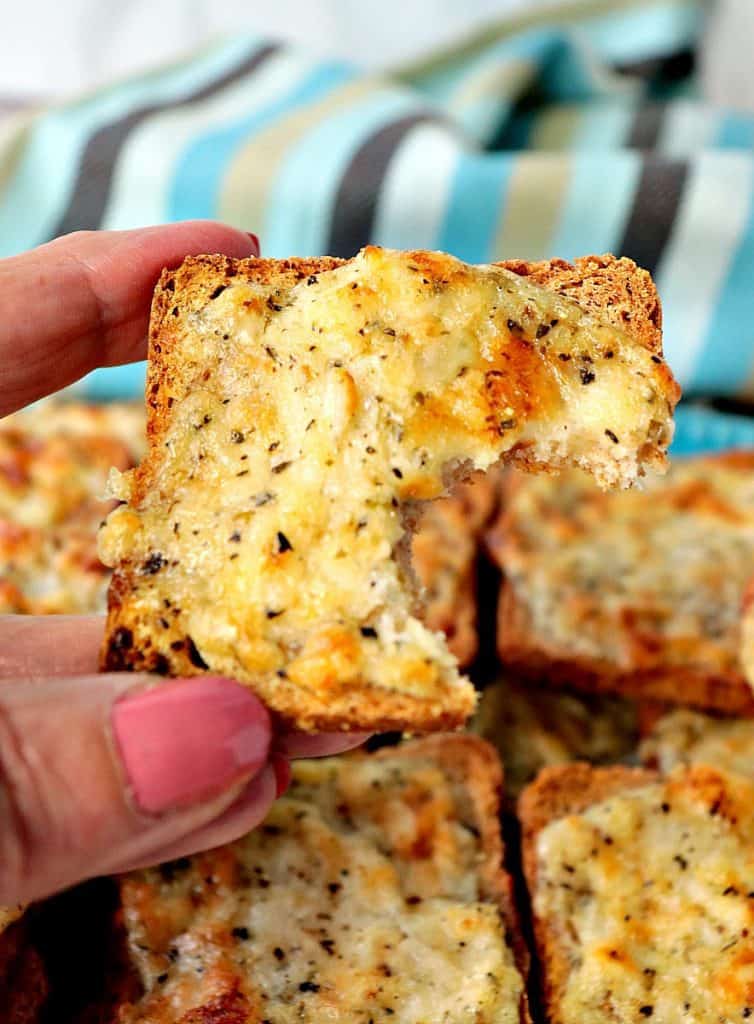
[0,919,48,1024]
[492,453,754,716]
[497,255,663,356]
[518,764,657,1022]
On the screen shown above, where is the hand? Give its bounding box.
[0,225,367,905]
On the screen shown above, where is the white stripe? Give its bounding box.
[657,99,718,157]
[656,151,752,387]
[101,50,319,229]
[371,123,460,250]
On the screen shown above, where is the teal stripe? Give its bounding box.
[672,405,754,455]
[691,163,754,393]
[550,150,641,257]
[264,89,427,257]
[436,152,513,263]
[716,113,754,150]
[0,37,259,257]
[73,362,147,401]
[572,100,638,148]
[169,61,355,222]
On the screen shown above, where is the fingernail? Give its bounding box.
[112,678,271,815]
[246,233,260,254]
[271,753,291,798]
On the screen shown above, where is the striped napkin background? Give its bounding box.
[3,0,754,448]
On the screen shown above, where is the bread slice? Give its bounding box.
[639,706,754,779]
[114,735,531,1023]
[98,247,677,732]
[490,452,754,715]
[519,761,754,1022]
[0,400,143,615]
[0,916,48,1023]
[472,672,638,801]
[412,471,499,667]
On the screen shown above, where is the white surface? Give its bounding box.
[1,0,538,97]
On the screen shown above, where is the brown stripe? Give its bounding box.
[618,156,688,275]
[50,44,279,239]
[625,103,665,149]
[326,113,441,258]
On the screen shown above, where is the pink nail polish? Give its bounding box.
[246,232,260,254]
[271,753,291,798]
[112,678,271,814]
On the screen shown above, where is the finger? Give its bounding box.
[275,731,372,758]
[115,762,279,872]
[0,674,272,903]
[0,223,259,416]
[0,615,104,678]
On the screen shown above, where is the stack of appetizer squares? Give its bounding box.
[4,246,754,1022]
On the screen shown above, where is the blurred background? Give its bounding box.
[1,0,754,406]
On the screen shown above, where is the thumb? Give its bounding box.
[0,675,275,904]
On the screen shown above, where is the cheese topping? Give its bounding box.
[100,247,674,723]
[119,753,524,1023]
[535,767,754,1022]
[0,905,24,935]
[501,457,754,675]
[641,709,754,780]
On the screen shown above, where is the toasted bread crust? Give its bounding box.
[115,735,531,1023]
[492,452,754,716]
[518,764,657,1022]
[101,248,677,732]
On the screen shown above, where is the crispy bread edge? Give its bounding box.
[381,735,532,1023]
[517,763,657,1024]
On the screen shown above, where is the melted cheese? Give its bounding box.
[535,767,754,1022]
[119,752,524,1023]
[500,458,754,675]
[0,905,24,935]
[100,247,674,722]
[640,709,754,779]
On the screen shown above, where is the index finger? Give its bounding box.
[0,222,258,416]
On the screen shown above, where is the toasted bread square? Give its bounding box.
[472,673,638,801]
[99,247,677,732]
[490,453,754,714]
[640,706,754,779]
[520,761,754,1022]
[115,736,531,1023]
[0,918,48,1023]
[0,401,144,615]
[412,471,499,667]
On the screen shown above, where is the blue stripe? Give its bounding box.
[580,1,703,65]
[690,163,754,393]
[168,61,355,223]
[571,100,638,149]
[550,151,642,257]
[716,113,754,150]
[436,152,513,263]
[74,362,147,401]
[0,38,259,257]
[672,405,754,455]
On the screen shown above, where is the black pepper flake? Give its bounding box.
[142,552,166,575]
[651,354,662,363]
[153,654,170,675]
[360,626,378,638]
[406,895,422,905]
[639,1007,653,1017]
[307,275,317,286]
[320,939,336,956]
[579,367,596,385]
[392,467,403,479]
[674,854,688,870]
[536,323,551,339]
[170,640,184,651]
[156,973,168,984]
[299,981,320,994]
[186,637,209,670]
[112,627,133,651]
[209,284,227,300]
[272,461,291,474]
[605,429,620,444]
[724,885,738,895]
[276,531,293,553]
[273,946,285,961]
[558,353,571,362]
[366,445,376,454]
[661,802,670,813]
[229,530,241,543]
[383,326,396,337]
[254,491,274,507]
[265,345,279,362]
[499,418,516,432]
[605,350,614,359]
[327,882,341,894]
[236,469,249,477]
[231,430,245,444]
[266,608,284,619]
[232,926,250,941]
[507,318,522,334]
[267,298,283,312]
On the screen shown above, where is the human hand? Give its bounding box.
[0,225,367,905]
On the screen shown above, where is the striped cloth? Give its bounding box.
[2,0,753,406]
